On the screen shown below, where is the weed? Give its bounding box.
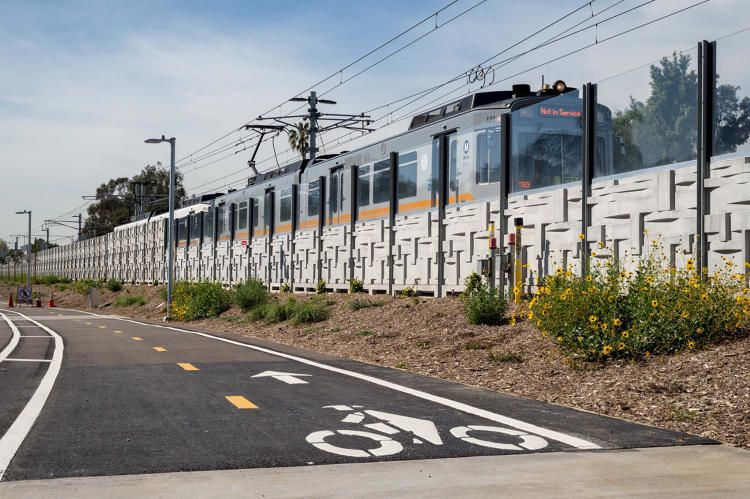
[315,280,327,294]
[348,278,364,294]
[356,330,374,337]
[73,280,97,295]
[463,278,507,326]
[465,340,488,350]
[400,286,416,298]
[349,299,372,311]
[280,282,291,293]
[670,406,697,422]
[394,361,406,369]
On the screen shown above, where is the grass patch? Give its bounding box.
[670,406,697,422]
[356,330,374,337]
[291,301,331,324]
[394,361,406,369]
[73,279,97,295]
[464,340,488,351]
[114,295,146,307]
[488,350,524,364]
[462,275,507,326]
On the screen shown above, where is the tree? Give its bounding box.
[287,121,310,159]
[31,238,57,253]
[612,52,750,171]
[82,163,186,238]
[0,238,8,265]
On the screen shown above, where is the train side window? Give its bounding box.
[358,164,371,207]
[476,127,502,184]
[372,159,390,204]
[203,208,214,243]
[329,173,339,214]
[307,180,320,217]
[190,213,201,241]
[237,201,248,231]
[398,151,417,199]
[279,188,292,222]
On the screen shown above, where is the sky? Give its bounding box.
[1,0,749,244]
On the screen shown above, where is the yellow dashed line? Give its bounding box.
[131,336,143,341]
[225,396,258,409]
[153,346,167,352]
[85,322,92,325]
[177,363,199,372]
[98,325,106,329]
[113,330,123,334]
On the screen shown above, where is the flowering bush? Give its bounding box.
[530,251,749,361]
[171,281,231,321]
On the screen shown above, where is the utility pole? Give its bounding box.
[309,91,319,163]
[78,213,82,240]
[15,210,32,292]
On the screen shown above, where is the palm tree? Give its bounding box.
[287,121,310,160]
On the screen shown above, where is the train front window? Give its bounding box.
[476,127,501,184]
[512,132,582,192]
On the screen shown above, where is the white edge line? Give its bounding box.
[0,310,64,480]
[59,307,601,450]
[0,314,21,363]
[2,359,52,363]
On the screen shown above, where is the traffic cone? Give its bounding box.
[48,294,55,308]
[8,294,14,308]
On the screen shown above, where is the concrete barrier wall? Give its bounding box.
[16,155,750,293]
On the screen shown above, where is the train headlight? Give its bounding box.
[553,80,567,93]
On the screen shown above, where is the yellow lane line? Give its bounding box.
[225,396,258,409]
[131,336,143,341]
[153,346,167,352]
[113,330,123,334]
[98,325,106,329]
[85,322,92,325]
[177,363,199,371]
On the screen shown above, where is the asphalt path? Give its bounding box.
[0,306,711,481]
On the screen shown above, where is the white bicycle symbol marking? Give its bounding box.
[306,405,549,458]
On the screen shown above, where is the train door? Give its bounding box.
[434,131,457,296]
[328,166,345,225]
[264,188,275,285]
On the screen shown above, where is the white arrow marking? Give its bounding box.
[251,370,312,385]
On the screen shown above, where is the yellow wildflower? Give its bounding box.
[687,340,696,350]
[556,336,563,343]
[602,345,613,355]
[680,310,689,319]
[651,299,659,308]
[589,315,598,323]
[577,336,584,342]
[621,330,629,338]
[696,327,703,335]
[601,322,608,331]
[613,318,621,326]
[617,342,625,350]
[578,233,585,240]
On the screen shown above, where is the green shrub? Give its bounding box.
[263,298,299,323]
[280,282,291,293]
[348,278,364,294]
[532,251,750,361]
[349,299,371,311]
[248,303,273,322]
[114,295,146,307]
[400,286,416,298]
[73,279,97,295]
[106,279,123,292]
[171,281,231,321]
[356,330,374,337]
[292,301,331,324]
[463,272,482,298]
[234,279,268,311]
[315,280,327,294]
[464,279,507,325]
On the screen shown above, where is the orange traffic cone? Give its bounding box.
[48,294,55,308]
[8,294,14,308]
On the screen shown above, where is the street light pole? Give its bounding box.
[15,210,31,292]
[145,135,176,321]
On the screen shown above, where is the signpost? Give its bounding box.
[17,286,32,306]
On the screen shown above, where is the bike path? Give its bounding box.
[0,307,711,481]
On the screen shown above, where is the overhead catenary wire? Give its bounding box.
[174,0,466,168]
[187,0,711,198]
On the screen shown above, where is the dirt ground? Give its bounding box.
[3,281,749,449]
